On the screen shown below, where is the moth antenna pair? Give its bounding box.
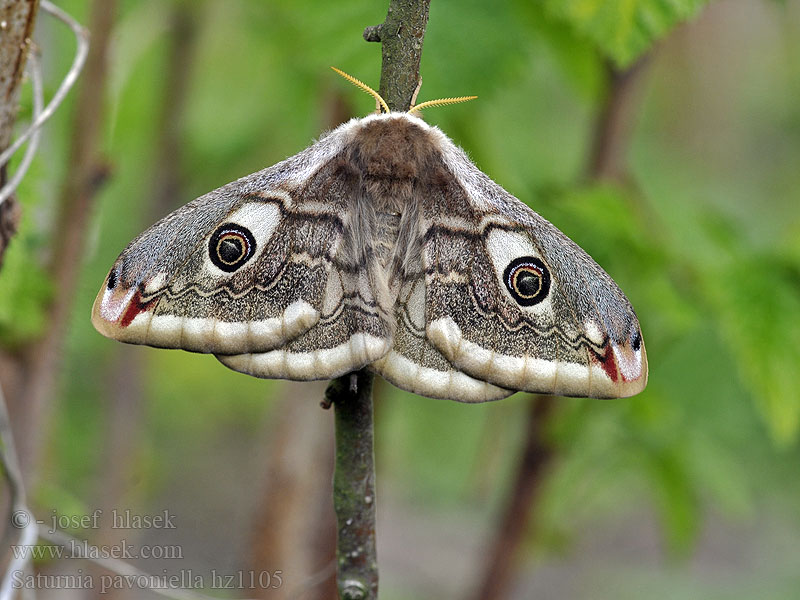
[330,66,476,114]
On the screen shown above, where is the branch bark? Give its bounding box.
[328,371,378,600]
[0,0,39,267]
[364,0,431,112]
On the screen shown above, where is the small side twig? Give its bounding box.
[0,0,89,190]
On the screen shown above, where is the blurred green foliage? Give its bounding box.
[544,0,711,66]
[1,0,799,597]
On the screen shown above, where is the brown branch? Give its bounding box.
[328,371,379,600]
[364,0,431,112]
[0,195,19,270]
[0,0,39,267]
[472,396,556,600]
[585,56,651,182]
[473,54,652,600]
[9,0,116,483]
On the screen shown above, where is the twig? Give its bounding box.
[0,0,89,195]
[1,0,38,267]
[0,47,43,207]
[364,0,431,112]
[0,0,38,155]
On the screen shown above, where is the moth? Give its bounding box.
[92,70,647,402]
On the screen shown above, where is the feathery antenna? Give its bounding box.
[331,67,477,115]
[330,67,390,114]
[409,95,478,114]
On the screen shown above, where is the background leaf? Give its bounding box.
[545,0,712,66]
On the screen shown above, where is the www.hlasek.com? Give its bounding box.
[12,538,183,561]
[11,569,284,594]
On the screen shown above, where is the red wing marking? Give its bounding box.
[597,344,620,383]
[120,289,157,327]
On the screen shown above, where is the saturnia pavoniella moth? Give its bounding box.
[92,69,647,402]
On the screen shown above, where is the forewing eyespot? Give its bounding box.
[208,223,256,272]
[503,256,551,306]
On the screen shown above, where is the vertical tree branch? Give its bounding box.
[0,0,39,267]
[363,0,431,112]
[10,0,116,483]
[472,396,556,600]
[585,56,650,182]
[473,55,652,600]
[328,3,431,598]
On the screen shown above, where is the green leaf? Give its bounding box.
[0,164,53,348]
[545,0,712,66]
[645,444,699,555]
[702,254,800,445]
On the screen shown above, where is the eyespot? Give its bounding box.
[208,223,256,272]
[503,256,551,306]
